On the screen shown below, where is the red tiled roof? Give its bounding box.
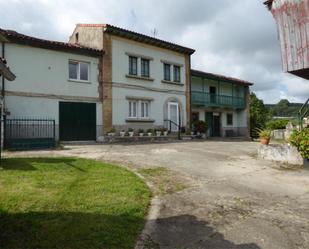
[76,23,195,55]
[191,69,253,86]
[0,28,103,57]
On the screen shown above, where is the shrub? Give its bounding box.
[146,128,153,134]
[289,128,309,158]
[255,128,271,139]
[128,128,134,132]
[193,120,208,133]
[109,127,116,133]
[266,119,289,130]
[138,129,144,134]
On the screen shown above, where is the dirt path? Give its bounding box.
[4,141,309,249]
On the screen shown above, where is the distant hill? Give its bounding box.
[265,99,302,118]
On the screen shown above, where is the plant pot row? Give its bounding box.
[108,131,168,137]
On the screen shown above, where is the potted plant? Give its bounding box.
[138,129,144,137]
[128,128,134,137]
[147,128,153,137]
[119,129,126,137]
[155,129,161,137]
[193,120,208,137]
[258,129,271,145]
[161,127,168,136]
[107,127,116,136]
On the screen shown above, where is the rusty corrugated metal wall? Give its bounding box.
[270,0,309,76]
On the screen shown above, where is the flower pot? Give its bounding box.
[139,133,144,137]
[108,133,115,137]
[148,133,152,137]
[260,137,270,145]
[120,132,125,137]
[156,131,161,137]
[129,132,134,137]
[191,132,194,136]
[163,131,168,136]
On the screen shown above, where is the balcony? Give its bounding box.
[192,91,245,109]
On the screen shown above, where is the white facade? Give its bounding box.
[1,43,103,140]
[111,37,187,130]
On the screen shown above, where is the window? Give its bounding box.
[129,56,138,75]
[129,100,138,118]
[164,63,171,81]
[128,100,150,119]
[141,58,150,77]
[173,65,181,82]
[141,101,149,118]
[227,113,233,125]
[69,61,89,81]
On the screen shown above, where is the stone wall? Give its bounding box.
[258,144,304,166]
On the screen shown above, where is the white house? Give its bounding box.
[69,24,195,133]
[0,28,104,141]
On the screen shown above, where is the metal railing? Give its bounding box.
[298,98,309,129]
[4,118,56,150]
[164,119,181,140]
[192,91,245,109]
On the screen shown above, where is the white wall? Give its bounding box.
[3,43,100,98]
[112,87,186,126]
[112,37,186,90]
[111,37,187,127]
[1,43,103,139]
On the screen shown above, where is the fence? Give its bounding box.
[4,118,56,150]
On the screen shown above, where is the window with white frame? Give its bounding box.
[69,61,90,81]
[227,113,233,126]
[128,100,150,119]
[141,101,149,118]
[129,100,138,118]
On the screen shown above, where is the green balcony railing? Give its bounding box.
[192,91,245,109]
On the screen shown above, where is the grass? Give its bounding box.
[0,157,151,249]
[138,167,188,196]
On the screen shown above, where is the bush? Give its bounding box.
[289,128,309,158]
[266,119,289,130]
[138,129,144,133]
[193,120,208,133]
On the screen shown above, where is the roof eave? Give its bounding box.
[103,24,195,55]
[191,69,253,86]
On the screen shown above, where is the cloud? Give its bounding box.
[0,0,308,104]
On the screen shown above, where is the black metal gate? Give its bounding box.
[4,118,56,150]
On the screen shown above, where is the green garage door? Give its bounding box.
[59,102,96,141]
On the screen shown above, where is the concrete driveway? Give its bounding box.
[5,141,309,249]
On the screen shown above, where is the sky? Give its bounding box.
[0,0,309,104]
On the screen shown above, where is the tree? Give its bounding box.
[250,93,269,137]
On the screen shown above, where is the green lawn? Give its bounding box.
[0,157,151,249]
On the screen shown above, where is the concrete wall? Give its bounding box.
[1,43,103,140]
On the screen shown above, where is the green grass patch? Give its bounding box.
[0,157,151,249]
[138,167,188,196]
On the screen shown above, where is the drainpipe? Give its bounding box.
[189,55,192,130]
[1,42,5,100]
[1,42,5,150]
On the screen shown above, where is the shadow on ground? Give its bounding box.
[144,215,261,249]
[0,157,83,171]
[0,211,261,249]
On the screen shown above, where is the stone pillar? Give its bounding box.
[102,33,113,134]
[185,54,191,130]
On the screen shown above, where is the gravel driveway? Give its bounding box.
[5,141,309,249]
